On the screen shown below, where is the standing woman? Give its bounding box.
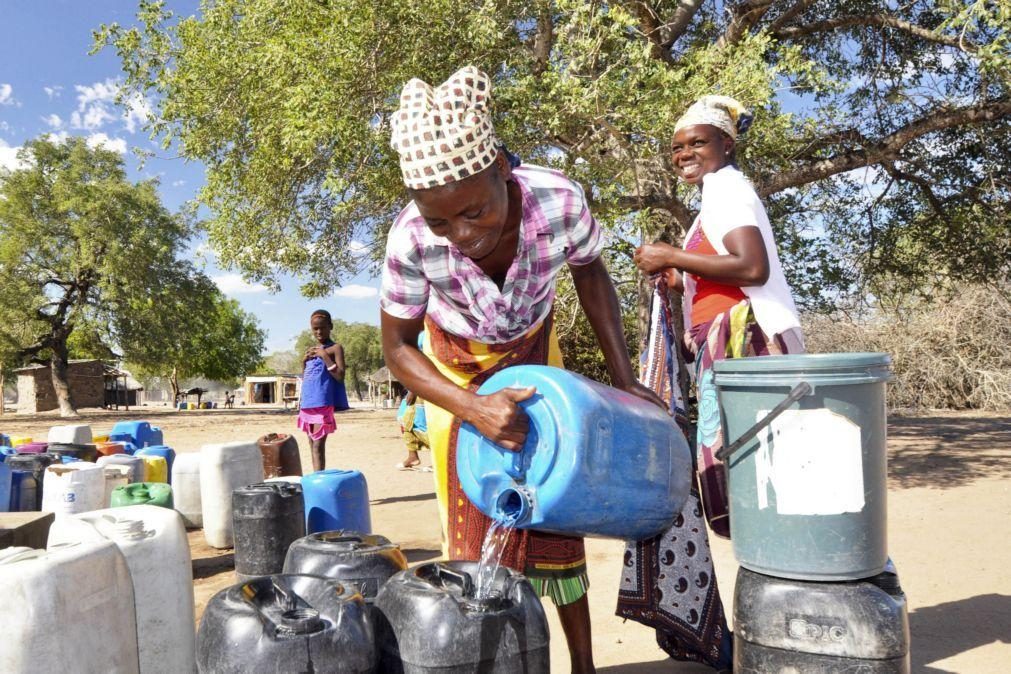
[380,66,662,673]
[634,95,804,539]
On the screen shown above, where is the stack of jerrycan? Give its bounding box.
[712,353,910,672]
[48,505,195,674]
[284,531,408,608]
[232,482,305,582]
[375,561,549,672]
[110,420,163,450]
[455,365,693,539]
[6,454,60,510]
[42,463,105,517]
[197,574,374,673]
[0,541,140,673]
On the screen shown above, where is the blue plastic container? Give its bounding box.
[456,365,693,540]
[9,470,38,511]
[0,462,11,513]
[59,455,82,464]
[1,447,17,462]
[109,420,164,449]
[302,469,372,535]
[135,446,176,482]
[0,433,9,447]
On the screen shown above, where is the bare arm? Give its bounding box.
[633,226,770,286]
[381,310,535,451]
[322,344,346,381]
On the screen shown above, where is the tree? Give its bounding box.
[287,320,383,401]
[0,137,194,416]
[98,0,1010,314]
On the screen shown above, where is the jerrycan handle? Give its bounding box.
[436,564,474,597]
[715,381,812,462]
[505,449,526,481]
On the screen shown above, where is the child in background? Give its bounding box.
[298,309,350,471]
[396,390,429,470]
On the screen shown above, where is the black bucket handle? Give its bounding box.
[435,564,474,597]
[715,381,812,462]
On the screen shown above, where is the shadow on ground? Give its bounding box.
[887,415,1011,489]
[192,552,235,580]
[372,492,436,506]
[403,547,441,564]
[909,594,1011,672]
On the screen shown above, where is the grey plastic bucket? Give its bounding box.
[712,352,892,581]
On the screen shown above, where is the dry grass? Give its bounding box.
[803,286,1011,411]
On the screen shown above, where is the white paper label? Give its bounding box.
[754,408,865,515]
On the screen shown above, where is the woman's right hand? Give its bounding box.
[633,242,678,274]
[465,386,536,452]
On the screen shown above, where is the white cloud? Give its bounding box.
[71,106,116,131]
[171,179,186,187]
[71,78,152,134]
[0,121,10,133]
[262,300,277,306]
[0,139,25,171]
[43,114,63,129]
[122,94,153,134]
[86,133,127,154]
[0,84,14,106]
[41,131,70,144]
[44,85,63,100]
[332,284,378,299]
[349,240,369,255]
[213,273,268,295]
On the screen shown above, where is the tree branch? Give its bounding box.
[629,1,674,65]
[665,0,706,47]
[766,0,817,35]
[718,0,774,49]
[881,161,946,217]
[771,14,969,52]
[756,99,1011,196]
[531,5,554,75]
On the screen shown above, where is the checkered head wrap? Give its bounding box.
[674,95,754,139]
[391,66,501,190]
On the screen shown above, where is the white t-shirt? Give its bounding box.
[681,166,802,339]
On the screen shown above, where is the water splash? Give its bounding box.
[473,515,517,601]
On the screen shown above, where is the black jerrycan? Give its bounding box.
[232,482,305,582]
[375,560,549,673]
[283,530,408,603]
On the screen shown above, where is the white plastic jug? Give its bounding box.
[200,441,264,548]
[47,423,93,445]
[171,452,202,529]
[48,505,196,674]
[98,454,145,484]
[102,465,131,507]
[42,463,105,517]
[0,541,140,673]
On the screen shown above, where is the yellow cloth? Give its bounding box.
[420,319,564,554]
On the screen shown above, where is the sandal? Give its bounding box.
[395,461,420,471]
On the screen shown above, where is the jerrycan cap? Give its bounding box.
[494,488,531,525]
[276,608,324,636]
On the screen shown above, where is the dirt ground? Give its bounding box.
[5,405,1009,672]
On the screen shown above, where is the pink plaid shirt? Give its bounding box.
[380,165,603,343]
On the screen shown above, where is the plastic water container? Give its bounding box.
[197,574,374,673]
[96,441,129,457]
[733,564,910,673]
[1,447,16,461]
[375,561,549,672]
[233,482,306,582]
[257,433,303,478]
[102,466,130,507]
[15,441,48,454]
[171,452,203,528]
[93,433,110,443]
[59,455,82,464]
[47,424,93,445]
[97,454,145,484]
[10,436,33,448]
[456,365,692,539]
[284,531,408,604]
[200,442,264,549]
[48,506,196,674]
[9,471,38,512]
[47,442,99,463]
[6,454,59,510]
[177,402,187,411]
[0,541,140,673]
[110,420,163,449]
[139,454,169,483]
[0,433,8,446]
[713,353,893,580]
[136,446,176,481]
[111,482,174,509]
[0,462,11,513]
[42,463,105,517]
[302,469,372,535]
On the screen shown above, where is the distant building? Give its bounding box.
[14,360,143,414]
[243,374,300,407]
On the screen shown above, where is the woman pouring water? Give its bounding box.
[620,95,805,669]
[380,66,664,673]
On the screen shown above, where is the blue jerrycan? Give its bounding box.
[456,365,692,540]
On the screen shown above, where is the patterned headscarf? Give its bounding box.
[674,95,754,139]
[391,66,501,190]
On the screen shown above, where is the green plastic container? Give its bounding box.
[110,482,174,509]
[712,352,892,581]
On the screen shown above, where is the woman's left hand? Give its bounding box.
[633,242,678,274]
[621,382,670,414]
[307,346,328,360]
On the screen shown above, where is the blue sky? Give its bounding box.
[0,1,383,354]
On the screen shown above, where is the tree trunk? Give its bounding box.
[0,368,4,416]
[169,366,181,404]
[50,340,78,418]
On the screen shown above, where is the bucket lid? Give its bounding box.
[713,352,892,387]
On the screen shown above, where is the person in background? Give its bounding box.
[380,66,664,674]
[623,95,804,669]
[298,309,351,471]
[395,390,429,470]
